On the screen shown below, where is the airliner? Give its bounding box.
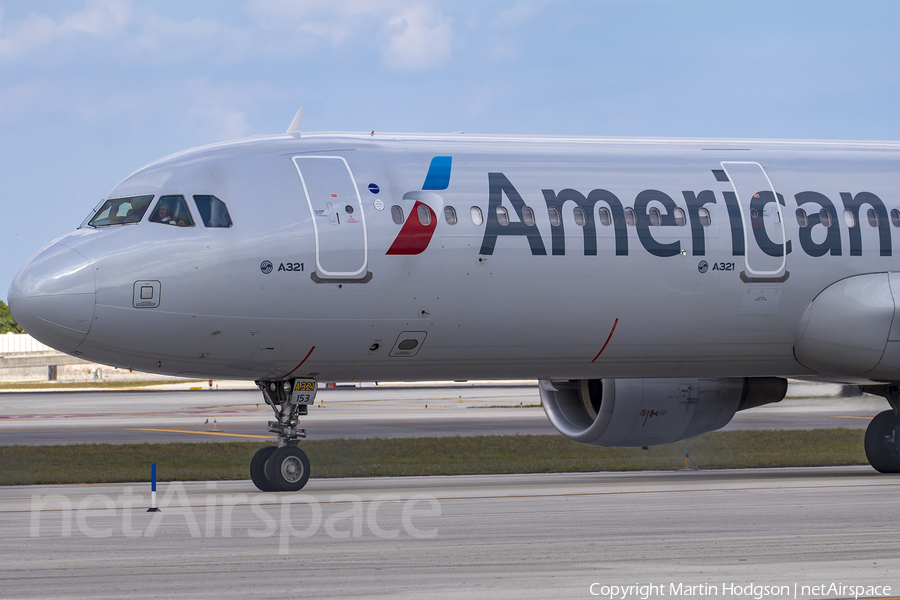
[9,110,900,491]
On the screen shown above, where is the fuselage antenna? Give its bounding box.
[287,107,304,135]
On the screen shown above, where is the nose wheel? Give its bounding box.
[251,378,316,491]
[265,446,311,491]
[250,446,278,492]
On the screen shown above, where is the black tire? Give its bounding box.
[250,446,278,492]
[864,410,900,473]
[264,446,311,491]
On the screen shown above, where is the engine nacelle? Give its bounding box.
[539,377,787,447]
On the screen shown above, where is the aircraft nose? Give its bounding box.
[7,244,96,354]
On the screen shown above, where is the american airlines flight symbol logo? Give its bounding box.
[386,156,451,255]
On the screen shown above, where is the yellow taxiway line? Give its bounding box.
[126,427,274,439]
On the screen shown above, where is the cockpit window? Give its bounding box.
[149,195,195,227]
[193,195,233,228]
[87,195,153,227]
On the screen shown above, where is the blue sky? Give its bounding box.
[2,0,900,299]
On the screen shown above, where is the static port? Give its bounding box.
[369,343,380,352]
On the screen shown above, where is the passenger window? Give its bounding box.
[417,204,432,226]
[867,208,879,227]
[698,207,711,227]
[892,209,900,228]
[149,195,194,227]
[673,207,686,226]
[522,206,535,227]
[548,206,561,227]
[573,206,586,227]
[496,206,510,226]
[193,195,233,228]
[843,209,855,228]
[444,206,458,225]
[818,208,832,228]
[649,207,662,227]
[88,195,153,227]
[796,209,808,227]
[624,207,636,226]
[598,207,611,226]
[391,205,404,225]
[470,206,483,226]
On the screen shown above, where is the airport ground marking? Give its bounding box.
[126,428,274,439]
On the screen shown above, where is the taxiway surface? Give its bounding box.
[0,383,888,445]
[2,467,898,599]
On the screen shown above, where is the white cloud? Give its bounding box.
[0,1,453,71]
[125,11,254,64]
[57,0,130,35]
[246,0,372,46]
[246,0,452,71]
[0,0,131,60]
[0,1,254,66]
[181,79,284,141]
[382,3,450,71]
[483,1,549,63]
[494,1,545,25]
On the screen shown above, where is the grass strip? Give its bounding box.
[0,429,867,486]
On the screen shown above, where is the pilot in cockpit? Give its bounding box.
[155,205,177,225]
[148,196,195,227]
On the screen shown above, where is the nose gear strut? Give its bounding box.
[251,378,317,491]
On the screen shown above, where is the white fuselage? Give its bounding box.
[9,132,900,383]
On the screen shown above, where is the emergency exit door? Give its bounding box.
[293,156,368,279]
[720,161,787,278]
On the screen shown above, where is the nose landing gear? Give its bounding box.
[266,446,311,491]
[251,378,317,491]
[249,446,278,492]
